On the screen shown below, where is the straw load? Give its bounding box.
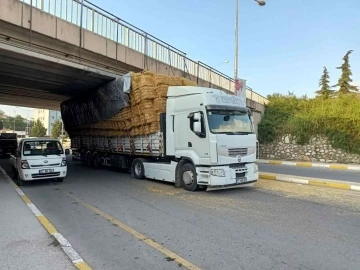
[69,71,198,137]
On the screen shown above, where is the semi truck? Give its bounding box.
[67,74,259,191]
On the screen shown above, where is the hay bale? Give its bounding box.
[150,121,160,133]
[167,76,183,86]
[140,86,157,100]
[137,74,154,89]
[139,109,157,124]
[153,98,167,112]
[139,100,154,111]
[182,78,197,86]
[156,85,168,98]
[153,74,168,86]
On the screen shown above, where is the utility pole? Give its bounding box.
[234,0,266,84]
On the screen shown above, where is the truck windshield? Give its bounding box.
[23,140,63,156]
[207,110,253,134]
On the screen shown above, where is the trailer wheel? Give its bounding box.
[80,150,86,165]
[86,151,92,167]
[92,153,101,169]
[180,163,199,192]
[132,159,145,179]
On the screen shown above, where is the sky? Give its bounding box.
[1,0,359,117]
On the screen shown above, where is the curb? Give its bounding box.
[259,172,360,192]
[0,166,92,270]
[257,159,360,171]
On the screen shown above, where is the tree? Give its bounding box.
[316,67,332,99]
[30,119,47,137]
[334,50,359,95]
[52,120,62,138]
[1,115,28,131]
[0,110,5,119]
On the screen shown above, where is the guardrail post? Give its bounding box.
[125,28,129,47]
[115,19,119,70]
[29,0,33,45]
[209,68,212,87]
[196,61,200,84]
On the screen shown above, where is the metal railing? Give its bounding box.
[20,0,268,105]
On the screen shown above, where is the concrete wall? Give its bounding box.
[0,0,265,128]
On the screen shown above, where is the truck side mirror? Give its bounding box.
[188,112,205,138]
[193,112,201,122]
[65,149,70,155]
[193,121,202,133]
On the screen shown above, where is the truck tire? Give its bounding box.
[16,172,25,186]
[180,163,199,192]
[132,159,145,179]
[57,178,64,182]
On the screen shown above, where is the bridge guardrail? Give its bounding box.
[19,0,268,105]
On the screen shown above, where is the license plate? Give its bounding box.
[39,169,54,174]
[236,178,247,184]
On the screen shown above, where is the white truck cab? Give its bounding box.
[10,138,70,186]
[162,87,259,191]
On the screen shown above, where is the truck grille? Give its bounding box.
[31,172,60,178]
[31,164,60,168]
[228,148,248,157]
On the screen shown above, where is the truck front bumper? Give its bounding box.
[19,167,67,181]
[196,163,258,190]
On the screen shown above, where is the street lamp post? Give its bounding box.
[234,0,265,86]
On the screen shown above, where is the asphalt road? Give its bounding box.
[258,163,360,183]
[1,159,360,270]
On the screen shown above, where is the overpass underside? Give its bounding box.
[0,39,117,110]
[0,0,266,132]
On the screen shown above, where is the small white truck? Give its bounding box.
[9,138,70,186]
[71,86,259,191]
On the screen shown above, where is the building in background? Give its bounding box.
[33,109,62,136]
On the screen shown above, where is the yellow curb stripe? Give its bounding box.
[67,193,200,270]
[0,166,92,269]
[10,181,19,189]
[259,173,277,180]
[308,180,351,190]
[37,215,58,235]
[295,162,312,167]
[268,160,282,165]
[20,194,32,204]
[329,164,348,170]
[75,261,92,270]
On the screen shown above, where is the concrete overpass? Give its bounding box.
[0,0,268,127]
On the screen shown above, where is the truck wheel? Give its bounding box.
[57,178,64,182]
[132,159,145,179]
[180,163,199,192]
[16,173,25,186]
[12,166,17,179]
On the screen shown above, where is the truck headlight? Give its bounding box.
[61,158,67,166]
[21,160,30,169]
[210,169,225,177]
[253,164,258,173]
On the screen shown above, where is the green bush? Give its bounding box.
[258,93,360,155]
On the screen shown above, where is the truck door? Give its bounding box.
[186,111,210,165]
